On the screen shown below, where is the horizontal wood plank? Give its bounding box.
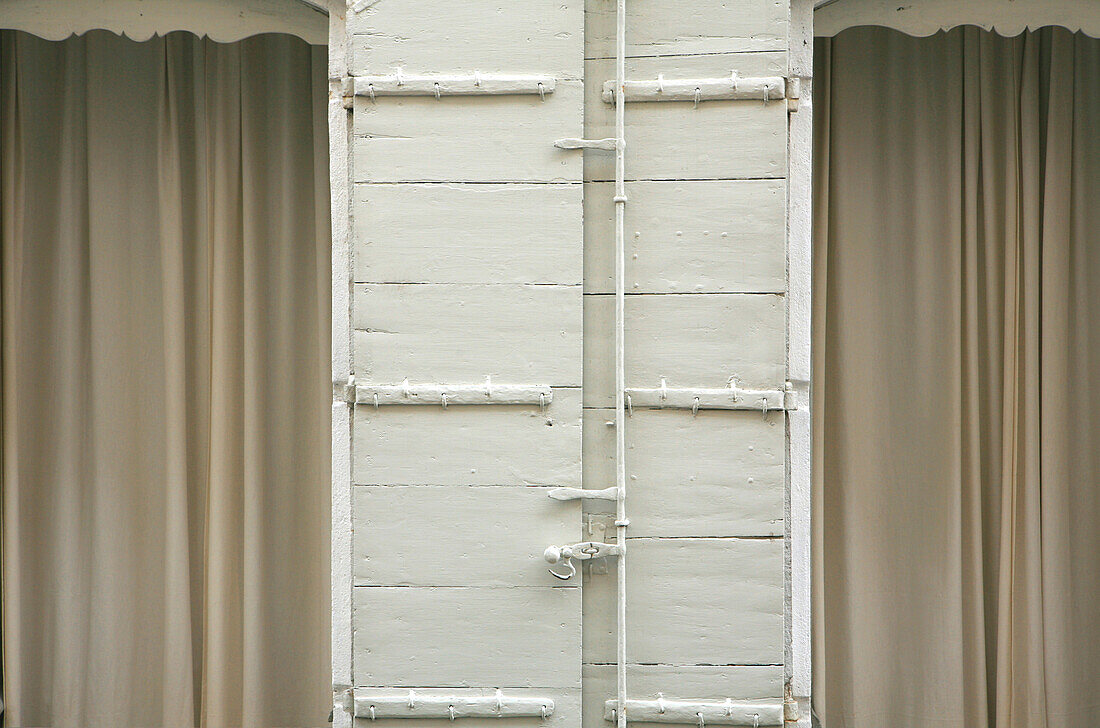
[582,538,784,665]
[582,409,785,537]
[353,284,582,384]
[352,388,581,487]
[353,81,583,183]
[582,55,787,182]
[583,293,786,408]
[584,0,787,59]
[354,586,581,688]
[354,486,581,586]
[354,183,582,285]
[584,180,786,294]
[348,0,582,80]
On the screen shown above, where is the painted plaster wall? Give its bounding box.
[338,0,805,725]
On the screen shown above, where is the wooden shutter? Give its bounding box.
[580,2,789,725]
[336,0,800,726]
[344,0,585,725]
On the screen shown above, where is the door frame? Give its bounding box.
[786,2,814,726]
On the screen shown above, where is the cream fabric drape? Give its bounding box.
[0,30,330,728]
[813,27,1100,728]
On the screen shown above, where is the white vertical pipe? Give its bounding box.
[613,0,628,725]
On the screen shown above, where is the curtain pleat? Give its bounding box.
[813,27,1100,728]
[0,30,330,728]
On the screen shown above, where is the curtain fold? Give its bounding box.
[813,26,1100,728]
[0,30,330,728]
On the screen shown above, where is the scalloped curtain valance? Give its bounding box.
[815,0,1100,38]
[0,0,328,44]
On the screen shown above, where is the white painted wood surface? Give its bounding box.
[584,181,786,294]
[330,5,354,726]
[347,0,585,710]
[348,0,583,79]
[352,388,581,487]
[787,3,814,721]
[815,0,1100,38]
[343,0,797,713]
[353,284,582,384]
[0,0,328,44]
[582,665,784,728]
[354,183,582,285]
[353,688,582,728]
[583,539,784,665]
[585,0,787,58]
[354,486,580,586]
[583,294,786,407]
[583,55,787,182]
[352,82,583,183]
[582,409,785,537]
[353,586,581,688]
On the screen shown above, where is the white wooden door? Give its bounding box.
[334,0,796,726]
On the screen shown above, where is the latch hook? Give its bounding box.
[544,545,577,580]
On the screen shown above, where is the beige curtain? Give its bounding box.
[813,26,1100,728]
[0,30,330,727]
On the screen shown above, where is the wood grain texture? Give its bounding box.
[584,0,787,58]
[354,486,581,586]
[352,81,583,183]
[351,688,582,728]
[353,586,581,688]
[583,294,786,408]
[584,180,786,294]
[582,55,787,182]
[581,664,783,728]
[582,538,784,665]
[354,183,582,285]
[353,284,582,384]
[352,388,582,487]
[348,0,583,79]
[582,409,785,537]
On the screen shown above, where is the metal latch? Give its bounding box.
[543,540,622,581]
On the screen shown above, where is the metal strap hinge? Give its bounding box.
[354,73,555,99]
[604,698,784,727]
[355,690,554,720]
[625,379,796,414]
[355,378,552,408]
[602,73,788,105]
